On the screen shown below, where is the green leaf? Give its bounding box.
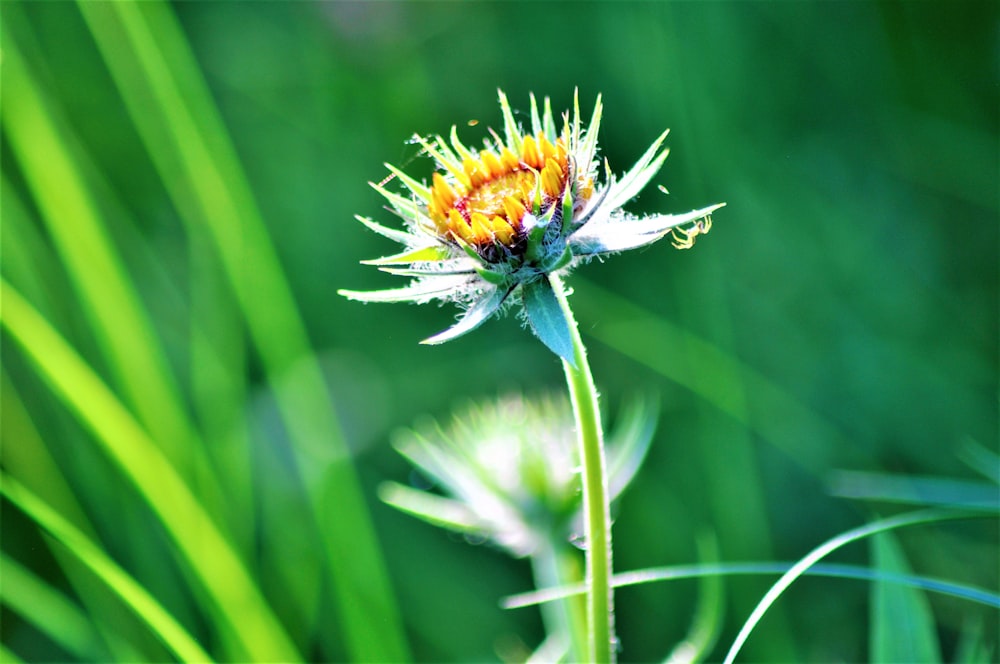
[522,278,575,365]
[870,532,943,663]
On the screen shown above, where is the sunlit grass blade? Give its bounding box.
[0,644,25,664]
[0,177,62,318]
[0,476,213,663]
[0,371,165,660]
[2,19,254,653]
[76,3,409,658]
[0,553,107,662]
[0,372,95,539]
[870,532,943,663]
[0,281,299,661]
[1,24,208,485]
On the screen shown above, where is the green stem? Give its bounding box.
[530,538,588,663]
[550,272,615,663]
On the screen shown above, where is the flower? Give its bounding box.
[339,90,723,362]
[378,392,657,557]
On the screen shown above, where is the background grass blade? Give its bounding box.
[0,480,213,664]
[504,560,1000,611]
[0,281,299,662]
[75,3,409,658]
[723,510,977,664]
[870,532,943,663]
[665,533,725,664]
[0,553,107,662]
[1,22,210,486]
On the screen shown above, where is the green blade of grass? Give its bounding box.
[1,21,208,486]
[0,371,167,661]
[0,644,25,664]
[870,532,943,663]
[722,509,976,664]
[76,3,409,659]
[0,477,213,663]
[503,559,1000,611]
[0,553,108,662]
[0,280,299,662]
[665,533,725,664]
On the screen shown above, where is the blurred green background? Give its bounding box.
[2,1,996,662]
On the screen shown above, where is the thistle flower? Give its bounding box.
[379,393,657,558]
[339,90,723,363]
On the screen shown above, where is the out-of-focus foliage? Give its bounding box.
[1,2,995,662]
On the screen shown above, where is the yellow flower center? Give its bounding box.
[427,132,587,248]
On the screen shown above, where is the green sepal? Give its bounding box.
[449,125,476,163]
[525,215,548,263]
[522,278,575,365]
[545,245,573,273]
[497,89,523,154]
[542,96,557,143]
[370,180,428,223]
[362,245,451,266]
[475,266,509,285]
[561,181,575,234]
[383,163,430,201]
[529,93,544,137]
[532,173,543,216]
[456,239,487,265]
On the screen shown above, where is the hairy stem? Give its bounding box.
[549,272,615,663]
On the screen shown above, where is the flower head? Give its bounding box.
[339,90,723,362]
[378,392,657,557]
